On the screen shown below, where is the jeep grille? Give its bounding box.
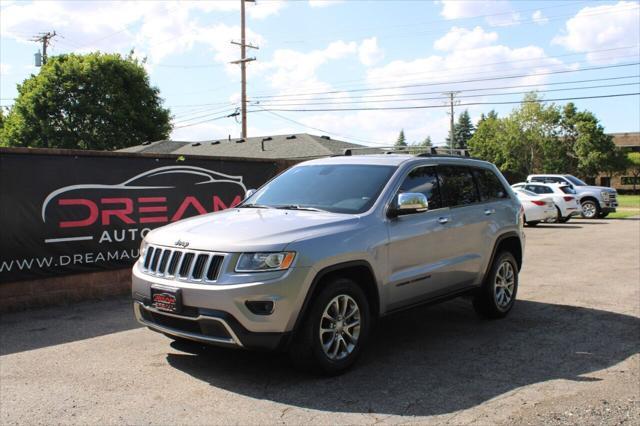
[141,245,225,282]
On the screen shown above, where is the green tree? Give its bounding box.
[626,152,640,193]
[0,52,171,150]
[420,136,432,147]
[571,111,617,179]
[454,110,474,149]
[395,129,407,149]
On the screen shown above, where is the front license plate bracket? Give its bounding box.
[150,285,182,313]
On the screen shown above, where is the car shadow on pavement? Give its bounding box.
[0,296,140,356]
[166,299,639,417]
[574,221,609,225]
[529,224,582,229]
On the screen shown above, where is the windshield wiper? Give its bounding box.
[238,204,275,209]
[276,204,328,212]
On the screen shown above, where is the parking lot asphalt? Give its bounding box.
[1,218,639,425]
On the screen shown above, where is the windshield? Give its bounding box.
[564,175,587,186]
[242,164,396,214]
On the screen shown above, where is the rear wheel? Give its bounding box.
[581,199,599,219]
[558,215,571,223]
[289,277,370,375]
[473,251,519,319]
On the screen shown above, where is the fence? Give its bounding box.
[0,147,298,311]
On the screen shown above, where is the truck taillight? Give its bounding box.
[563,196,574,201]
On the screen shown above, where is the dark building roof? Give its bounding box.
[117,133,371,159]
[611,132,640,148]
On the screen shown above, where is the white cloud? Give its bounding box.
[256,40,357,90]
[0,0,275,68]
[434,26,498,51]
[553,1,640,64]
[308,0,344,8]
[532,10,548,25]
[358,37,384,66]
[437,0,520,26]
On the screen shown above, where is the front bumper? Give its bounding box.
[133,301,289,350]
[132,261,313,335]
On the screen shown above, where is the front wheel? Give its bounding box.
[598,212,609,218]
[473,252,519,319]
[581,200,599,219]
[289,277,370,375]
[559,215,571,223]
[526,220,540,227]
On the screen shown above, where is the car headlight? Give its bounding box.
[601,191,610,201]
[236,252,295,272]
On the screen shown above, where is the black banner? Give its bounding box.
[0,152,280,283]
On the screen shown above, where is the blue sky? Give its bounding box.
[1,0,639,146]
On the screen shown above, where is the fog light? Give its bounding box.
[245,300,274,315]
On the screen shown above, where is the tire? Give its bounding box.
[552,206,562,223]
[473,251,519,319]
[526,220,540,227]
[598,212,609,218]
[559,216,571,223]
[289,277,370,375]
[581,199,600,219]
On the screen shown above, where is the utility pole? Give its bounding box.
[230,0,257,139]
[32,31,56,66]
[444,91,460,154]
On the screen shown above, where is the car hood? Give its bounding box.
[576,185,616,193]
[144,207,360,252]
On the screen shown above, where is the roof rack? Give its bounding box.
[338,146,484,161]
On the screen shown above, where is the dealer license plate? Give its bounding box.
[151,285,182,313]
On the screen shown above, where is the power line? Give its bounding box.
[172,106,240,125]
[249,46,640,98]
[251,62,640,99]
[165,75,640,111]
[173,111,240,129]
[253,106,388,146]
[253,81,640,107]
[253,74,640,104]
[250,92,640,113]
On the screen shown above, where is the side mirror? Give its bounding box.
[244,189,256,200]
[389,192,429,217]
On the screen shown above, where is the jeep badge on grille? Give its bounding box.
[175,240,189,248]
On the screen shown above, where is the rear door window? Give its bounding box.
[526,185,553,194]
[473,168,509,201]
[399,166,442,210]
[438,165,480,207]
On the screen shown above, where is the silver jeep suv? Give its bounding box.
[132,154,525,374]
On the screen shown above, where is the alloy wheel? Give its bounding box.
[494,261,515,309]
[582,201,597,219]
[319,294,361,361]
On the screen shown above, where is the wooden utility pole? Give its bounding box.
[230,0,257,139]
[32,31,56,66]
[444,91,460,154]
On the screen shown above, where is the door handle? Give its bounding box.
[484,208,495,215]
[438,216,450,224]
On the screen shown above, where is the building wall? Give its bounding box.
[600,133,640,192]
